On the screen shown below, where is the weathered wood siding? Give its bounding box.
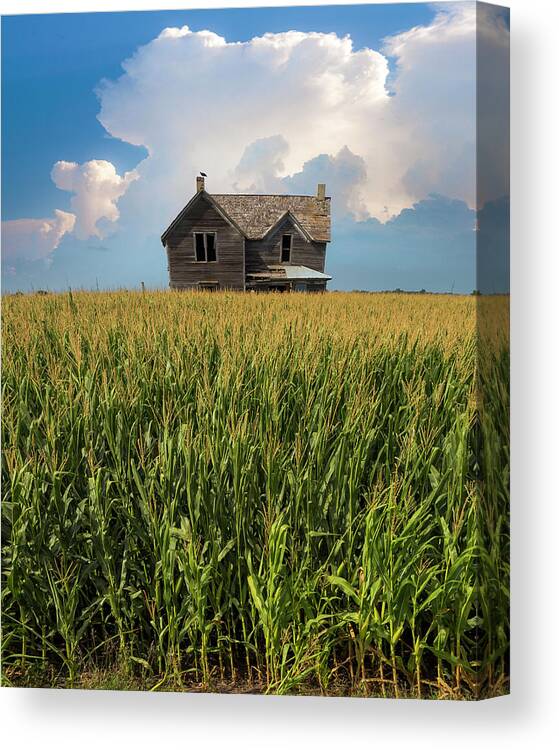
[245,216,326,274]
[165,196,245,290]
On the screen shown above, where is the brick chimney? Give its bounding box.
[196,175,205,193]
[317,183,326,200]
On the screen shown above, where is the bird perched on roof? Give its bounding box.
[200,172,207,177]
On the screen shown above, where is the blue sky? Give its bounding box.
[1,2,509,293]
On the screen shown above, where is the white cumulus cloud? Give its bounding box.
[2,159,137,271]
[94,3,507,230]
[284,146,368,219]
[231,140,368,218]
[96,24,392,226]
[232,135,290,194]
[51,159,139,239]
[1,210,76,269]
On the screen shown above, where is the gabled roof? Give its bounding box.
[260,209,314,243]
[161,189,331,246]
[161,190,247,246]
[212,193,331,242]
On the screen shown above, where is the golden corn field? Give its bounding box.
[1,290,509,698]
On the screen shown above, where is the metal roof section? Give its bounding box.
[246,265,332,281]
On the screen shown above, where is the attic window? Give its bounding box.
[194,232,217,262]
[281,234,292,263]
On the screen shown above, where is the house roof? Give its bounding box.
[161,191,247,246]
[161,190,331,246]
[259,209,314,243]
[246,265,332,282]
[212,194,330,242]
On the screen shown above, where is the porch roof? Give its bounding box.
[246,265,332,282]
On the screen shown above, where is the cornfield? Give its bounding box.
[1,290,509,697]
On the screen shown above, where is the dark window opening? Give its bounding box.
[195,233,206,261]
[198,282,220,291]
[206,233,216,262]
[281,234,292,263]
[194,232,217,262]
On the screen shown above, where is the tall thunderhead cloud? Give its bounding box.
[95,3,507,232]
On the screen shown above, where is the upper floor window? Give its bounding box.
[281,234,292,263]
[194,232,217,262]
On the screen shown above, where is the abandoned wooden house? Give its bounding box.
[161,176,332,292]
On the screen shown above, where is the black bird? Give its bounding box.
[200,171,207,177]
